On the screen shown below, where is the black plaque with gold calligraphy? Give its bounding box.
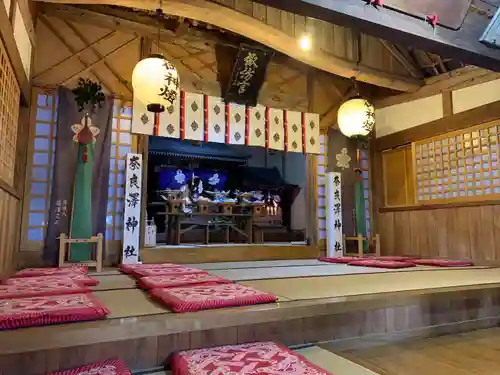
[223,44,273,107]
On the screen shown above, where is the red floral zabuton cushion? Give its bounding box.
[409,259,474,267]
[5,275,99,287]
[13,266,88,278]
[318,256,359,264]
[0,278,89,299]
[45,359,131,375]
[132,266,207,278]
[0,293,109,330]
[171,341,332,375]
[369,256,413,262]
[150,283,277,313]
[138,273,232,289]
[119,263,175,274]
[348,259,416,269]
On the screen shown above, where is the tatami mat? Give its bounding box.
[297,346,379,374]
[94,289,170,318]
[241,268,500,300]
[186,259,326,270]
[91,274,137,291]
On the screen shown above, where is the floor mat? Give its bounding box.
[151,283,277,313]
[91,274,137,291]
[348,260,416,269]
[171,342,330,374]
[241,268,500,300]
[0,293,109,330]
[408,259,474,267]
[296,347,378,375]
[94,289,170,318]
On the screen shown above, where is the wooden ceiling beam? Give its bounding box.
[251,0,500,73]
[35,0,424,92]
[379,40,423,79]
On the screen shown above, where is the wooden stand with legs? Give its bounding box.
[58,233,104,272]
[344,233,381,257]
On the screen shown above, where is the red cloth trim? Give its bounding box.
[225,103,230,144]
[150,283,277,313]
[203,95,209,143]
[13,266,88,278]
[408,259,474,267]
[0,278,89,299]
[369,256,413,262]
[245,106,250,145]
[45,359,131,375]
[132,266,207,278]
[139,273,232,289]
[348,259,416,269]
[301,112,306,153]
[265,107,270,149]
[318,256,359,264]
[180,89,186,140]
[0,293,109,330]
[283,110,289,152]
[171,341,332,375]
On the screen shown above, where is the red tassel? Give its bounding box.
[427,14,438,27]
[366,0,383,8]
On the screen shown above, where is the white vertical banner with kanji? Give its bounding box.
[122,153,142,264]
[326,172,343,257]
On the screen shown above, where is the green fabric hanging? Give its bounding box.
[354,173,368,253]
[69,143,94,261]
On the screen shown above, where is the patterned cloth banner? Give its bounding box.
[326,172,343,257]
[122,153,142,264]
[131,91,321,154]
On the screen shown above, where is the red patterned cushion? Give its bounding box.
[133,266,207,278]
[5,275,99,287]
[171,341,332,375]
[369,256,412,261]
[0,278,89,299]
[0,293,109,330]
[45,359,131,375]
[318,256,359,264]
[119,263,175,274]
[409,259,474,267]
[139,273,233,289]
[348,259,416,269]
[150,283,277,313]
[13,266,88,278]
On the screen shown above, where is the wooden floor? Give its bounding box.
[335,328,500,375]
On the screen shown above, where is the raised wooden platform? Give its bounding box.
[141,243,318,264]
[1,267,500,374]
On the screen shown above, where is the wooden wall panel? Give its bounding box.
[379,206,500,261]
[0,190,19,278]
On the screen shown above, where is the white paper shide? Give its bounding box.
[326,172,343,257]
[122,153,142,264]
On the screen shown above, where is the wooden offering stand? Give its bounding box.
[167,200,184,213]
[58,233,104,272]
[344,233,381,258]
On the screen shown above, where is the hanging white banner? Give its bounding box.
[326,172,343,257]
[122,153,142,264]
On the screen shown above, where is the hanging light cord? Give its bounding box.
[156,0,163,53]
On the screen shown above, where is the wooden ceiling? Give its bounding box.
[31,0,479,128]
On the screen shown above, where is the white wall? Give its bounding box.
[375,78,500,138]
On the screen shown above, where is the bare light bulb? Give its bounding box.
[299,34,312,51]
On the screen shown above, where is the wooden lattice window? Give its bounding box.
[0,38,21,186]
[414,121,500,203]
[106,100,133,242]
[22,90,58,250]
[317,133,327,240]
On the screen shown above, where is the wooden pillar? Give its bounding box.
[137,37,152,250]
[304,68,318,246]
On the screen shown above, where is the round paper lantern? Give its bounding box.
[132,54,180,113]
[337,97,375,138]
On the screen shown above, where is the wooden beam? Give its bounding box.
[63,21,133,95]
[379,40,422,78]
[375,66,500,108]
[375,99,500,150]
[35,0,424,92]
[249,0,500,73]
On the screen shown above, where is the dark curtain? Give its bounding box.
[44,87,113,265]
[327,128,357,236]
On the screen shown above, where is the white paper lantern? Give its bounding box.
[337,97,375,138]
[132,54,180,113]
